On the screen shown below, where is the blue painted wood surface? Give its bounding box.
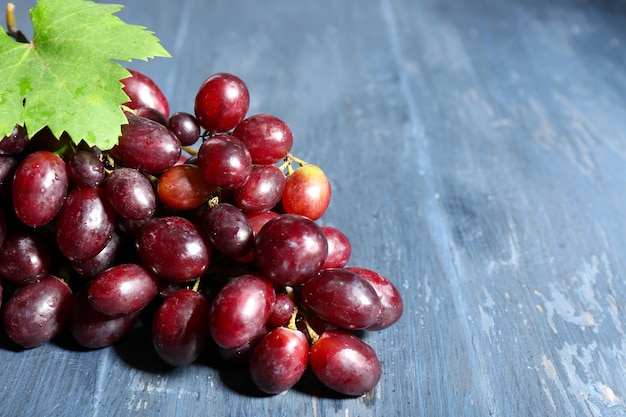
[2,0,626,415]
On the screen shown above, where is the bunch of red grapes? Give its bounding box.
[0,69,403,396]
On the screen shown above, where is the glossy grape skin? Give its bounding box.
[110,115,181,174]
[254,214,328,286]
[321,226,351,269]
[232,114,293,164]
[194,72,250,133]
[0,228,51,285]
[55,187,117,262]
[346,267,403,330]
[249,327,309,394]
[234,164,286,214]
[0,125,29,155]
[157,164,215,211]
[67,150,106,188]
[282,164,331,221]
[234,211,280,263]
[310,330,381,396]
[104,167,156,220]
[136,216,210,283]
[167,112,201,146]
[71,231,121,278]
[0,156,19,194]
[12,150,68,227]
[197,134,252,190]
[87,264,158,317]
[122,68,170,117]
[208,274,275,349]
[2,275,72,348]
[198,203,254,258]
[301,268,381,330]
[134,107,168,125]
[152,289,209,366]
[69,286,139,349]
[266,293,295,328]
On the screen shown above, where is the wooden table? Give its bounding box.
[2,0,626,415]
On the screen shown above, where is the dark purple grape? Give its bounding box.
[198,203,254,258]
[0,228,51,285]
[104,167,156,220]
[87,264,158,317]
[0,208,6,247]
[136,216,210,283]
[71,231,121,278]
[197,134,252,190]
[152,289,209,366]
[70,286,139,349]
[232,114,293,164]
[194,72,249,133]
[309,330,381,396]
[110,115,181,174]
[55,187,117,262]
[12,150,68,227]
[249,327,309,394]
[301,268,381,330]
[0,156,19,194]
[254,214,328,286]
[134,107,168,125]
[321,226,351,269]
[122,68,169,117]
[2,275,72,348]
[66,150,105,188]
[346,267,403,330]
[167,112,201,146]
[234,164,286,214]
[266,293,295,329]
[208,274,275,349]
[0,125,29,155]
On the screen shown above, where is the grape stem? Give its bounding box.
[279,153,308,176]
[5,3,29,43]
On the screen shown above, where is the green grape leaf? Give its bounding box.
[0,0,170,149]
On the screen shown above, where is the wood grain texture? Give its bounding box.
[2,0,626,415]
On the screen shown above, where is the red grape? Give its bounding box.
[67,150,106,188]
[194,72,249,133]
[346,267,403,330]
[167,112,201,146]
[12,150,68,227]
[233,164,286,214]
[0,228,51,285]
[0,156,19,194]
[134,106,168,125]
[249,327,309,394]
[157,164,215,211]
[197,134,252,190]
[266,293,295,328]
[71,231,121,278]
[281,164,331,220]
[254,214,328,286]
[321,226,351,269]
[0,125,29,155]
[104,167,156,220]
[208,274,275,349]
[232,114,293,164]
[152,289,209,366]
[122,68,170,118]
[198,203,254,258]
[2,275,72,348]
[310,330,381,396]
[136,216,211,283]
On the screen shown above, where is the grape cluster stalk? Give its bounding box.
[0,69,403,397]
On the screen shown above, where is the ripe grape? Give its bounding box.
[309,330,381,396]
[71,231,121,278]
[167,112,201,146]
[249,327,309,394]
[157,164,215,211]
[67,150,106,188]
[254,214,328,286]
[134,106,168,125]
[346,267,403,330]
[208,274,275,349]
[301,268,381,330]
[0,156,19,194]
[233,164,286,214]
[321,226,351,269]
[12,150,68,227]
[232,114,293,164]
[152,289,209,366]
[136,216,210,282]
[0,125,29,155]
[122,68,170,118]
[87,264,158,317]
[0,228,51,285]
[197,134,252,190]
[55,187,117,262]
[2,275,72,348]
[198,203,254,258]
[266,293,295,328]
[281,164,331,220]
[110,114,181,174]
[104,167,156,220]
[194,72,250,133]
